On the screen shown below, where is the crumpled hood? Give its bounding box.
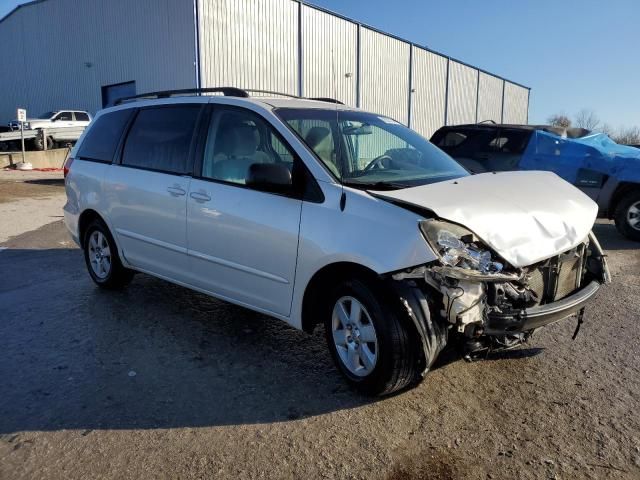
[371,171,598,268]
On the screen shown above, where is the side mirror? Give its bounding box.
[246,163,293,194]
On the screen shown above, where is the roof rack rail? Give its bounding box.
[114,87,344,106]
[308,97,344,105]
[114,87,249,105]
[242,89,300,99]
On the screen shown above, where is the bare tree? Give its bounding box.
[599,123,615,138]
[547,113,571,128]
[546,108,640,145]
[613,126,640,145]
[574,109,600,131]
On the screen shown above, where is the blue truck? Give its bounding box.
[431,123,640,241]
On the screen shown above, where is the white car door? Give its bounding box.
[186,106,304,316]
[104,103,204,283]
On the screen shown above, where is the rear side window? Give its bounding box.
[121,105,201,174]
[76,109,133,162]
[75,112,90,121]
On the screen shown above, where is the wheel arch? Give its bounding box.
[301,260,447,388]
[300,261,380,334]
[609,182,640,218]
[78,209,108,247]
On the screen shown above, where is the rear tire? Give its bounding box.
[614,191,640,241]
[323,276,421,396]
[32,133,54,151]
[83,219,133,289]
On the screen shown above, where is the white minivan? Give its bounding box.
[64,88,609,395]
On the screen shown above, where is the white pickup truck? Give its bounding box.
[9,110,92,131]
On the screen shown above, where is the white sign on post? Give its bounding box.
[17,108,27,165]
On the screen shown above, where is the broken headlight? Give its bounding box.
[420,220,506,276]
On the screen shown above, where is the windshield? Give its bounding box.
[276,108,468,189]
[37,111,56,119]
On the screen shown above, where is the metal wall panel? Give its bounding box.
[410,48,448,138]
[477,72,504,123]
[0,12,24,124]
[198,0,298,95]
[359,27,410,124]
[0,0,529,132]
[0,0,196,122]
[301,5,357,106]
[446,61,478,126]
[503,82,529,124]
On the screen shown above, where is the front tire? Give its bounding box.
[83,219,133,289]
[324,277,422,396]
[614,191,640,241]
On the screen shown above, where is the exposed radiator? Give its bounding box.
[525,243,586,304]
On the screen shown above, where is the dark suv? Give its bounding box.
[431,123,640,241]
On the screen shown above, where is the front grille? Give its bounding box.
[525,243,586,304]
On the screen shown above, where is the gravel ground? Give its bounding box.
[0,173,639,479]
[0,170,66,242]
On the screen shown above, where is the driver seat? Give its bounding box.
[305,127,339,176]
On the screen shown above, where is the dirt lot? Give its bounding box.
[0,172,639,479]
[0,170,66,243]
[0,170,67,203]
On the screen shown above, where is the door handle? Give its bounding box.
[190,191,211,203]
[167,185,186,197]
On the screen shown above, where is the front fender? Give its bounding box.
[288,182,436,329]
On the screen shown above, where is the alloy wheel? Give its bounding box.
[331,296,378,377]
[627,201,640,231]
[88,231,112,279]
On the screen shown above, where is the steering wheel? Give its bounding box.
[363,154,393,172]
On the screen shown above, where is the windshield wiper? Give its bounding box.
[341,180,407,190]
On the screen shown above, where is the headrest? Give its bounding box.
[233,124,259,156]
[305,127,331,149]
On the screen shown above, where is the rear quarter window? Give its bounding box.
[76,109,133,163]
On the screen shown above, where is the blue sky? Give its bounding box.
[309,0,640,130]
[2,0,638,129]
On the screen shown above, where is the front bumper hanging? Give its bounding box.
[485,280,601,334]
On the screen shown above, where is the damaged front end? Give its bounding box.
[392,219,610,365]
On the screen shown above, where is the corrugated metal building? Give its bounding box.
[0,0,530,138]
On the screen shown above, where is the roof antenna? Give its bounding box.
[330,48,346,212]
